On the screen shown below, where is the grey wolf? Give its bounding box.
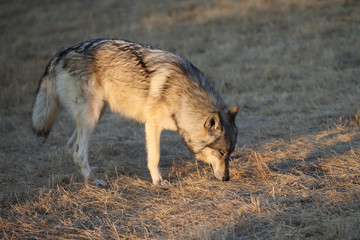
[32,39,238,185]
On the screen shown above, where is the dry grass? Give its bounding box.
[1,0,360,239]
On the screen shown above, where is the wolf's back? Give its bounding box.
[32,58,61,139]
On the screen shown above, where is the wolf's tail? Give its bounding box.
[32,59,61,139]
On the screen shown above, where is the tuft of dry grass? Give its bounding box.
[2,126,360,239]
[1,0,360,239]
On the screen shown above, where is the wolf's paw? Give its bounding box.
[153,179,169,187]
[93,179,107,187]
[86,177,107,188]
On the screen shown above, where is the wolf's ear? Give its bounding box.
[205,113,223,136]
[229,106,238,123]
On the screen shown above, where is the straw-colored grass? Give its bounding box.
[2,125,360,239]
[1,0,360,239]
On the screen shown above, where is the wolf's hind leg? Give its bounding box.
[71,96,106,186]
[67,130,77,152]
[73,124,93,180]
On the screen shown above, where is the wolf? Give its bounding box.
[32,39,238,186]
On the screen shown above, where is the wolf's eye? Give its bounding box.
[219,150,226,157]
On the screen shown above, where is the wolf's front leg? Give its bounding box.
[145,120,164,185]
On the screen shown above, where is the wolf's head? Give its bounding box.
[189,106,238,181]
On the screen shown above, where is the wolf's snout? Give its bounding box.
[222,175,230,181]
[213,167,229,182]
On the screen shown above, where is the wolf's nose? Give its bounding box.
[222,175,230,181]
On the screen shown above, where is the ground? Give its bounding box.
[1,0,360,239]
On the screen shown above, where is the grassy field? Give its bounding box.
[1,0,360,239]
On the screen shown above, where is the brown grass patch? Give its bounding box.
[2,126,360,239]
